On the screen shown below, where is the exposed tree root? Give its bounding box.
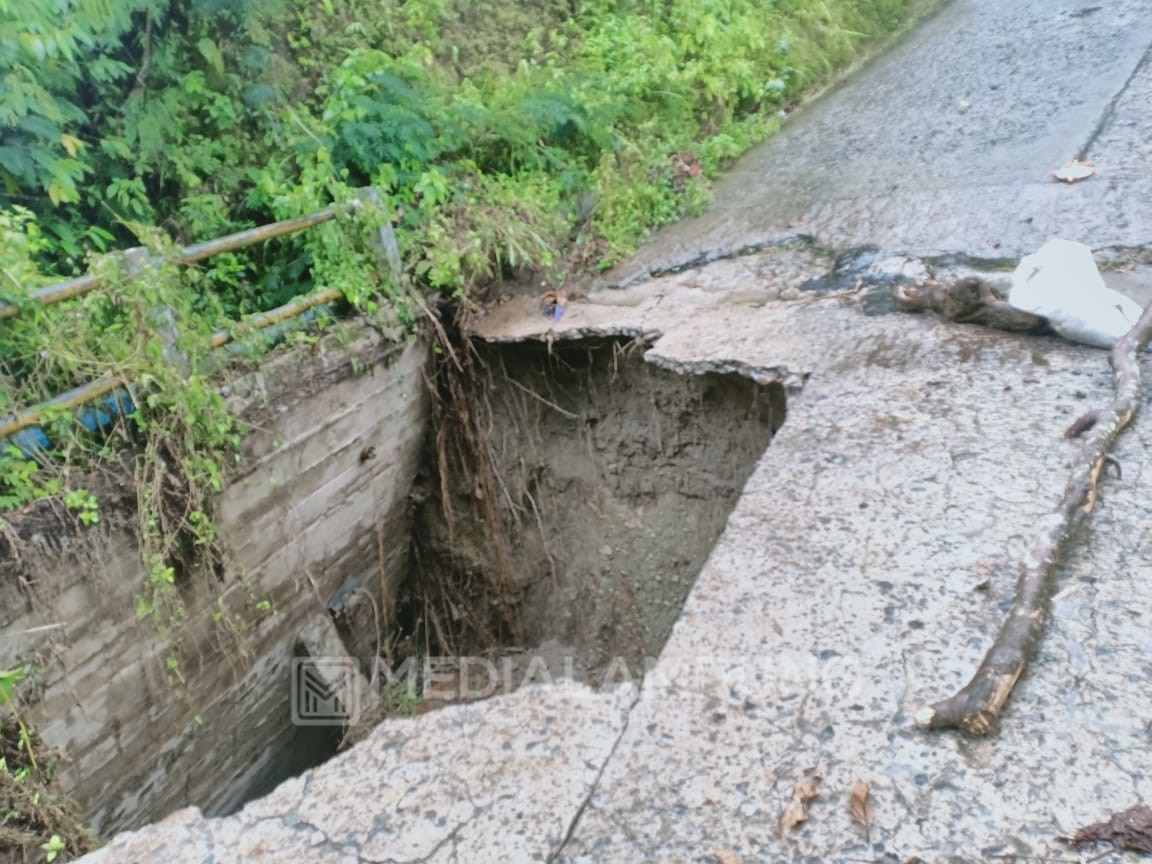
[913,292,1152,735]
[408,306,526,656]
[894,276,1049,334]
[1058,803,1152,853]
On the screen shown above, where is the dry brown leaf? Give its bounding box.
[779,769,822,837]
[1058,803,1152,852]
[849,779,873,827]
[778,799,808,836]
[712,849,743,864]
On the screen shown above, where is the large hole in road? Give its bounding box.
[365,334,786,715]
[1,329,789,836]
[0,329,788,840]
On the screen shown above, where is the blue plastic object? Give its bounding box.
[8,426,50,455]
[2,299,326,462]
[2,388,136,459]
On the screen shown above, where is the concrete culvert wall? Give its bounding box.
[0,331,432,840]
[406,335,786,686]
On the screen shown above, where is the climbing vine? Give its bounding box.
[0,665,98,860]
[0,205,398,635]
[2,230,233,624]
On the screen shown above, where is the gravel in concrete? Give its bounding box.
[80,681,637,864]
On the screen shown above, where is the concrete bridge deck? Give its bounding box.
[83,0,1152,861]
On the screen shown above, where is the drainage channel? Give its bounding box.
[1,326,790,849]
[266,334,787,810]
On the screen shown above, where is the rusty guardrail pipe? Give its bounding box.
[0,375,131,442]
[0,193,393,444]
[0,204,359,321]
[0,287,349,441]
[207,288,346,349]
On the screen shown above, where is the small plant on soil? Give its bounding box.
[0,670,96,862]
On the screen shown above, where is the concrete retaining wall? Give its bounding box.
[0,330,430,836]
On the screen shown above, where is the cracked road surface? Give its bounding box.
[82,0,1152,861]
[476,251,1152,863]
[86,681,638,864]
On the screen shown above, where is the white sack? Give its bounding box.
[1008,238,1142,349]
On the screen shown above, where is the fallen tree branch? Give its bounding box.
[894,276,1049,334]
[913,293,1152,735]
[1058,802,1152,853]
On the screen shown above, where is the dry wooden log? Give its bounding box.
[914,296,1152,735]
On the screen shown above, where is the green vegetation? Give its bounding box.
[0,0,914,563]
[0,669,97,862]
[2,0,914,296]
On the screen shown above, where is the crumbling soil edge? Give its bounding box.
[473,325,809,393]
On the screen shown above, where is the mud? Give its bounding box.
[407,336,785,683]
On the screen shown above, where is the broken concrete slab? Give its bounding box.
[475,270,1152,862]
[71,1,1152,861]
[81,250,1152,862]
[79,680,637,864]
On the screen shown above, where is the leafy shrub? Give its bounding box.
[3,0,915,294]
[0,0,915,557]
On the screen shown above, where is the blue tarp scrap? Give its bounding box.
[3,389,136,459]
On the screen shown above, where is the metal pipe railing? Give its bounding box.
[0,375,130,443]
[207,288,345,349]
[1,193,389,447]
[0,286,349,442]
[0,204,358,320]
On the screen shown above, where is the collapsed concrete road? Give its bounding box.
[83,0,1152,861]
